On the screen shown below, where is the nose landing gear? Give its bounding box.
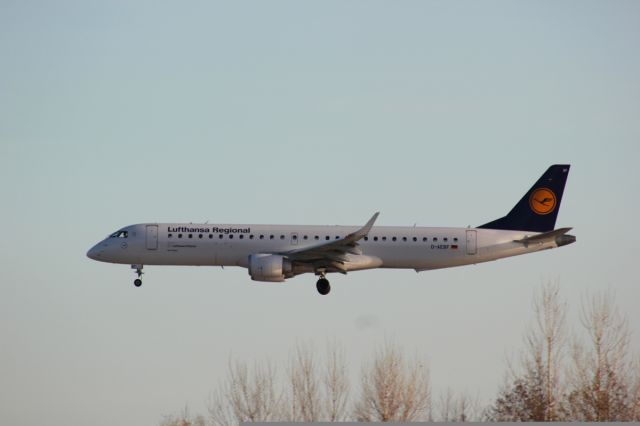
[132,264,143,287]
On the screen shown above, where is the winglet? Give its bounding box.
[347,212,379,241]
[360,212,380,236]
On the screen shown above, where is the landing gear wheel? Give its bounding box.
[131,264,144,288]
[316,278,331,295]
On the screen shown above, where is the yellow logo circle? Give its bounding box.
[529,188,557,215]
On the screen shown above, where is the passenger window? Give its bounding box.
[392,237,397,241]
[454,237,458,242]
[219,234,223,239]
[364,236,369,241]
[270,235,274,239]
[433,237,438,242]
[168,234,173,238]
[209,234,213,239]
[402,237,407,241]
[374,237,378,241]
[314,236,319,240]
[382,236,387,241]
[303,235,308,240]
[188,234,193,239]
[325,236,330,240]
[249,235,254,239]
[239,235,244,239]
[199,234,203,239]
[259,235,264,240]
[335,236,340,240]
[229,235,234,239]
[178,234,182,238]
[413,237,417,242]
[423,237,427,242]
[280,235,285,240]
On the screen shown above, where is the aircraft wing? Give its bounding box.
[279,212,379,273]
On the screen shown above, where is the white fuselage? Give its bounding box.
[87,222,560,274]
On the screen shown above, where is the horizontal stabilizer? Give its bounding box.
[514,227,576,247]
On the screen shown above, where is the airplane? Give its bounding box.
[87,165,575,295]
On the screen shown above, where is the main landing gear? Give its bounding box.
[132,264,143,287]
[316,273,331,295]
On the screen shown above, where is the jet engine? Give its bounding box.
[248,254,293,282]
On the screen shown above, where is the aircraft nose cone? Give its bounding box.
[87,244,103,260]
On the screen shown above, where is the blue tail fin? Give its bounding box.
[478,165,570,232]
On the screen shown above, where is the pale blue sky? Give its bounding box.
[1,1,639,424]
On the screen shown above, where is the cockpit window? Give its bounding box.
[109,230,128,238]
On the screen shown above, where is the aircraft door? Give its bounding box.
[466,230,477,255]
[146,225,158,250]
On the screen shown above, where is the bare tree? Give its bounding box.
[206,343,351,425]
[567,291,639,420]
[437,388,456,422]
[630,358,640,420]
[323,341,350,421]
[286,341,350,421]
[488,282,568,420]
[354,342,431,421]
[160,406,206,426]
[532,281,567,419]
[288,343,321,421]
[208,359,283,425]
[436,388,481,421]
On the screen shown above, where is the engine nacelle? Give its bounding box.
[248,254,293,282]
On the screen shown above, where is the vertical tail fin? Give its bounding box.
[478,165,570,232]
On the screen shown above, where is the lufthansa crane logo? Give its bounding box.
[529,188,557,215]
